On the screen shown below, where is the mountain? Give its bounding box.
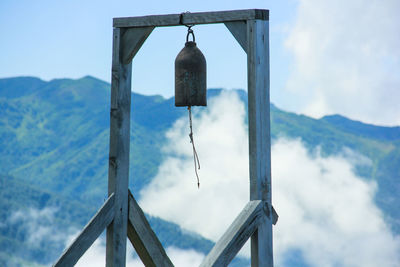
[0,76,399,266]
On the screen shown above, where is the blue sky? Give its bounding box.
[1,0,399,126]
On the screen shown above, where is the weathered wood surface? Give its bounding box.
[121,26,154,64]
[53,193,115,267]
[225,21,248,53]
[127,191,174,267]
[113,9,268,28]
[247,19,273,267]
[199,201,265,267]
[106,27,132,267]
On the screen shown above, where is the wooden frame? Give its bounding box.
[53,9,275,267]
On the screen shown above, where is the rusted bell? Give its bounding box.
[175,30,207,107]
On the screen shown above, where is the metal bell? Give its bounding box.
[175,29,207,107]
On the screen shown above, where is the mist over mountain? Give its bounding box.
[0,76,399,266]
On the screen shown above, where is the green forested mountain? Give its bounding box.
[0,76,399,266]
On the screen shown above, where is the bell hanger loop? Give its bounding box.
[186,28,195,43]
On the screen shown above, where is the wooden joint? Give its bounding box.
[261,201,278,225]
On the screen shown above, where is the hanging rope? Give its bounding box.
[188,106,201,188]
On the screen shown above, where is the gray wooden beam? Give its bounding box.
[247,19,273,267]
[53,193,115,267]
[113,9,268,28]
[224,21,247,53]
[199,201,265,267]
[106,27,132,267]
[127,190,174,267]
[121,26,154,64]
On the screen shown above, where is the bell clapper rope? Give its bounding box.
[188,106,201,188]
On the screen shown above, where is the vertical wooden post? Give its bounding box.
[106,27,132,267]
[247,19,272,267]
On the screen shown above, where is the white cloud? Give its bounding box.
[74,236,108,267]
[284,0,400,126]
[272,138,400,267]
[139,91,400,266]
[166,247,205,267]
[8,206,75,245]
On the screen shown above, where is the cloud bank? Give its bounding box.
[284,0,400,126]
[139,91,400,266]
[139,91,250,242]
[273,139,399,266]
[7,206,75,246]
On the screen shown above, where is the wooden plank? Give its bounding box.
[106,27,132,267]
[53,193,115,267]
[127,191,174,267]
[247,19,273,267]
[113,9,268,28]
[224,21,247,53]
[199,201,265,267]
[121,26,154,64]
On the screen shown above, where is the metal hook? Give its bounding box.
[186,28,195,42]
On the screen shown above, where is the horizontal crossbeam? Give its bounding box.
[127,190,173,267]
[199,200,267,267]
[53,193,115,267]
[113,9,268,28]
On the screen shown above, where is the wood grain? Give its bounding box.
[106,27,132,267]
[121,27,154,64]
[247,19,273,267]
[225,21,248,53]
[113,9,268,28]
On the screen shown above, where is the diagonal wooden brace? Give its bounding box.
[53,193,115,267]
[127,190,174,267]
[199,200,267,267]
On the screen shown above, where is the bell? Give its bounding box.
[175,29,207,107]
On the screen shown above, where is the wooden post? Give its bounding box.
[106,27,132,267]
[247,19,273,267]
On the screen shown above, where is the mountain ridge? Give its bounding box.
[0,75,398,266]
